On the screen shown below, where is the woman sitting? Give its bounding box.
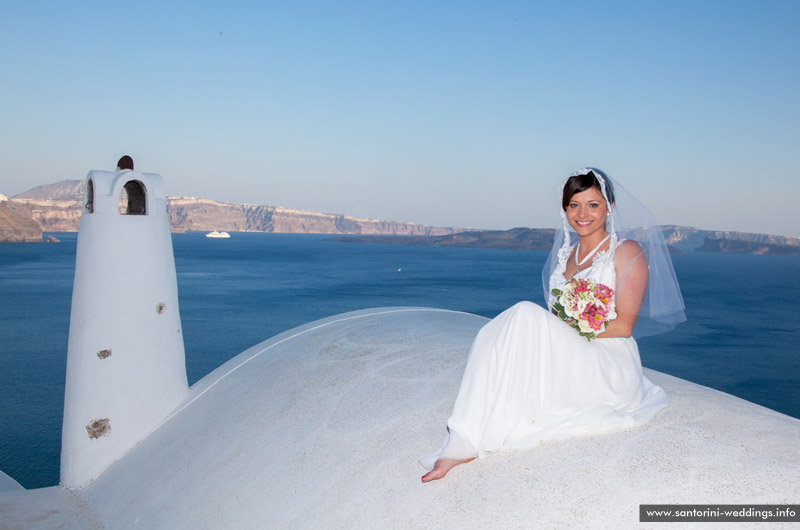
[421,168,685,482]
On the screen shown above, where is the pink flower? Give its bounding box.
[552,279,617,340]
[573,279,591,294]
[594,284,613,304]
[581,304,607,331]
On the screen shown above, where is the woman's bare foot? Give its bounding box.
[421,457,475,482]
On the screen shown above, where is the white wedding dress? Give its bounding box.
[421,242,668,469]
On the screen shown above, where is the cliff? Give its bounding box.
[697,237,800,256]
[4,198,84,233]
[0,196,43,242]
[166,197,455,235]
[5,180,800,250]
[3,180,459,238]
[661,225,800,250]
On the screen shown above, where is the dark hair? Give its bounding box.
[561,169,615,210]
[116,155,134,171]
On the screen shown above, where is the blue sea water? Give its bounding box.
[1,232,798,489]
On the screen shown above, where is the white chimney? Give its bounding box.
[60,170,188,488]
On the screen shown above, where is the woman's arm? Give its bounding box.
[597,240,648,338]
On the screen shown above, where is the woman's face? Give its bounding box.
[565,186,609,238]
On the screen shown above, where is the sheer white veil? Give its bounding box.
[542,168,686,338]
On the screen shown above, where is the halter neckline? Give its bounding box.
[575,234,611,268]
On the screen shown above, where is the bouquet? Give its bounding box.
[551,278,616,341]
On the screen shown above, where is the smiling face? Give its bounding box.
[565,186,609,239]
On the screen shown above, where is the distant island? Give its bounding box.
[329,228,800,255]
[2,180,800,255]
[3,180,465,239]
[328,227,557,250]
[696,237,800,256]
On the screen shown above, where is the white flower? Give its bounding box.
[578,319,594,334]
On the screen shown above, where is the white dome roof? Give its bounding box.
[3,308,799,528]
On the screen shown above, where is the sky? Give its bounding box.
[1,1,798,236]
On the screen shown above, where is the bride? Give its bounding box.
[421,168,686,482]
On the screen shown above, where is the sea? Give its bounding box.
[1,232,799,489]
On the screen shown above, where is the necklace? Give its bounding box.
[575,234,610,271]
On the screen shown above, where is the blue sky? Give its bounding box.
[1,1,798,236]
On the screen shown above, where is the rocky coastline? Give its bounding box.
[329,227,556,250]
[331,227,800,255]
[2,180,800,254]
[2,180,462,240]
[697,237,800,256]
[0,195,43,242]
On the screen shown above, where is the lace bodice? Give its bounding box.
[547,240,620,309]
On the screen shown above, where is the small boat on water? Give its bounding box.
[205,231,231,238]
